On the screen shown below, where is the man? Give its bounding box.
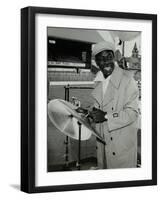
[90,41,139,169]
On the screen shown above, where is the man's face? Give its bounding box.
[95,50,115,78]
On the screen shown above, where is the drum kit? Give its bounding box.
[48,99,106,170]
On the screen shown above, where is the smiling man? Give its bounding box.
[90,41,139,169]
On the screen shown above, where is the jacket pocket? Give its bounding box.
[113,127,136,156]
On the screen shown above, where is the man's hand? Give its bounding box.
[89,107,107,123]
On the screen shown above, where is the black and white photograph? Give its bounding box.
[21,7,157,193]
[47,27,141,172]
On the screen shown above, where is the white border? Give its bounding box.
[35,14,152,186]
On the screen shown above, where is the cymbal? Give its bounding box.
[48,99,106,144]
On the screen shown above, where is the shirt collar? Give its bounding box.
[94,70,111,82]
[94,71,104,82]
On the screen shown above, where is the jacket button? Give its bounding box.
[112,107,114,110]
[112,152,116,155]
[110,137,113,141]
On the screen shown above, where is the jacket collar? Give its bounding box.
[92,63,123,106]
[109,62,123,89]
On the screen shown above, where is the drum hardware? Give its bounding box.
[64,85,70,168]
[71,97,81,107]
[48,98,106,170]
[48,84,106,170]
[77,121,82,170]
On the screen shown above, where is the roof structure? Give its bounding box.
[48,27,107,44]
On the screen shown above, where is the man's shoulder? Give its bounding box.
[118,68,137,87]
[119,68,134,82]
[122,69,133,78]
[114,63,132,79]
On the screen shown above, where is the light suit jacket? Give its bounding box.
[92,65,139,169]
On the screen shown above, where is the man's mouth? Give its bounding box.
[103,66,113,74]
[104,66,112,71]
[102,63,114,77]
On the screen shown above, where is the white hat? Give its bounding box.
[92,41,115,57]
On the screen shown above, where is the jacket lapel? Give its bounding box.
[103,65,123,107]
[92,64,124,108]
[103,82,115,107]
[91,82,103,107]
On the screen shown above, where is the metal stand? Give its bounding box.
[64,85,98,170]
[77,121,82,170]
[64,85,70,169]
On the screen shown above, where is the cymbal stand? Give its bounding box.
[64,85,70,169]
[77,121,82,170]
